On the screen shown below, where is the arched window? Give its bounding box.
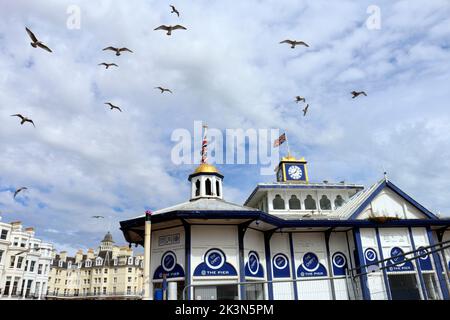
[320,195,332,210]
[289,195,301,210]
[195,180,200,197]
[334,195,345,208]
[216,180,220,197]
[304,195,317,210]
[205,178,212,196]
[273,195,285,210]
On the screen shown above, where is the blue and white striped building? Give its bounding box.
[119,155,450,300]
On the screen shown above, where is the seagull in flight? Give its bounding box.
[295,96,306,103]
[351,91,367,99]
[98,63,118,69]
[25,27,52,52]
[91,215,105,219]
[170,5,180,17]
[104,102,122,112]
[155,87,173,94]
[14,187,28,198]
[302,104,309,117]
[102,47,133,56]
[280,40,309,49]
[11,114,35,127]
[154,25,187,36]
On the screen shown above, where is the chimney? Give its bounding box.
[25,227,35,237]
[87,248,95,259]
[75,249,84,263]
[10,221,22,231]
[59,251,67,262]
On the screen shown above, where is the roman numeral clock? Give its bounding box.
[276,155,309,183]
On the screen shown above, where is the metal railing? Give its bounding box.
[348,240,450,300]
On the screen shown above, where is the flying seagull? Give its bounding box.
[25,27,52,53]
[91,215,105,219]
[102,47,133,56]
[154,25,187,36]
[11,114,35,127]
[14,187,28,198]
[295,96,306,103]
[280,40,309,49]
[302,104,309,117]
[104,102,122,112]
[351,91,367,99]
[170,5,180,17]
[98,63,118,69]
[155,87,173,94]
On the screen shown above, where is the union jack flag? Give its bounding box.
[273,133,286,147]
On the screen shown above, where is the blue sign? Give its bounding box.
[245,251,264,278]
[297,252,327,277]
[272,253,290,278]
[364,248,378,264]
[386,247,414,272]
[153,251,185,280]
[332,252,348,276]
[194,248,238,277]
[417,247,433,271]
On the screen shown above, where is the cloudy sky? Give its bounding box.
[0,0,449,254]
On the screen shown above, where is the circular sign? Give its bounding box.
[302,252,320,272]
[161,251,177,272]
[273,254,288,270]
[248,251,260,275]
[332,252,347,268]
[418,247,429,260]
[364,248,377,262]
[205,249,225,270]
[390,247,405,266]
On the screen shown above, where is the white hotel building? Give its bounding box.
[0,220,53,299]
[119,155,450,300]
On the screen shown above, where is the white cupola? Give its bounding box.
[188,163,224,200]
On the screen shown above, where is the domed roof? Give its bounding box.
[101,231,114,243]
[193,163,220,174]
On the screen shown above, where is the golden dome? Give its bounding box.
[193,163,220,174]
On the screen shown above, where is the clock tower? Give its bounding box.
[275,154,309,183]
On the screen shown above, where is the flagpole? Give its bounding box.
[285,132,291,157]
[201,123,208,164]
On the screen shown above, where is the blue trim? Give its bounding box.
[426,227,449,300]
[183,222,191,300]
[408,227,428,300]
[387,181,437,219]
[120,212,450,233]
[264,232,274,300]
[353,228,371,300]
[324,231,336,300]
[288,233,298,300]
[348,181,387,220]
[375,228,392,300]
[238,225,246,299]
[348,180,438,220]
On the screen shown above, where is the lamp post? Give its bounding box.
[142,210,152,300]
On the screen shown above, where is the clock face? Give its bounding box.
[288,165,303,180]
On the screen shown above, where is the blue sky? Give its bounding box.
[0,0,450,254]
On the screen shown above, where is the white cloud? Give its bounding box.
[1,0,450,251]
